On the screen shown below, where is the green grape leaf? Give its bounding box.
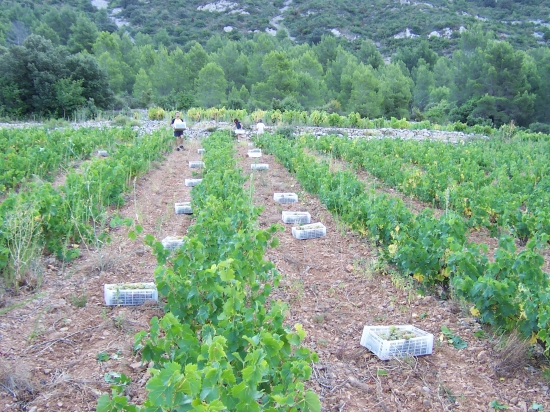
[303,390,321,412]
[97,352,109,362]
[96,394,113,412]
[489,399,508,409]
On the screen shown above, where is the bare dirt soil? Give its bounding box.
[0,133,549,412]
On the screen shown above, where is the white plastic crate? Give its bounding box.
[292,223,326,239]
[104,283,158,306]
[197,148,206,154]
[274,193,298,204]
[161,236,184,251]
[248,149,262,157]
[251,163,269,170]
[185,178,202,187]
[360,325,434,360]
[189,161,205,169]
[173,121,186,131]
[282,211,311,224]
[175,202,192,214]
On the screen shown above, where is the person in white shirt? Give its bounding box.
[171,111,187,151]
[256,119,265,135]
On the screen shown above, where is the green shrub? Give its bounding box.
[390,117,410,129]
[529,122,550,134]
[309,110,328,126]
[452,121,467,132]
[347,112,361,127]
[112,115,128,126]
[272,96,303,112]
[274,124,297,140]
[148,107,165,120]
[327,112,344,127]
[44,118,70,130]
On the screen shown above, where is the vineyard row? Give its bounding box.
[256,133,550,348]
[98,131,321,411]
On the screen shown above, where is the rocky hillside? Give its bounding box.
[2,0,549,53]
[102,0,550,51]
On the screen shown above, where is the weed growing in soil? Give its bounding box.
[389,270,416,305]
[100,307,109,322]
[489,399,508,410]
[3,198,43,292]
[290,279,305,300]
[354,257,387,279]
[439,384,457,405]
[154,215,168,237]
[374,314,388,322]
[112,312,127,331]
[70,292,87,307]
[27,306,48,342]
[491,331,530,377]
[333,213,348,237]
[259,174,269,188]
[312,313,326,324]
[27,323,45,343]
[0,360,39,404]
[97,352,109,362]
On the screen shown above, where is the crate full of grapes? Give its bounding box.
[291,223,326,239]
[251,163,269,170]
[185,178,202,187]
[360,325,433,360]
[175,202,192,214]
[161,236,184,251]
[104,282,158,306]
[282,211,311,224]
[189,161,204,169]
[248,149,262,158]
[274,193,298,204]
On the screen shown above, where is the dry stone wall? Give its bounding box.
[0,120,484,143]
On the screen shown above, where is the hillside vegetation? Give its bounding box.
[8,0,548,51]
[1,0,550,131]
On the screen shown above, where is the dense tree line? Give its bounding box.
[0,1,115,118]
[0,35,113,118]
[1,0,550,130]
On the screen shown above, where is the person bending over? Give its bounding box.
[233,118,245,139]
